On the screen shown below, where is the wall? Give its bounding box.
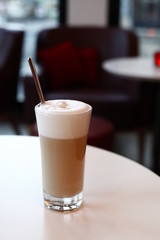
[67,0,109,26]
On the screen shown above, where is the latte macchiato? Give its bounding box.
[35,99,92,211]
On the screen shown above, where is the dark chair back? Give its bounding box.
[0,28,24,112]
[37,26,138,60]
[36,26,139,92]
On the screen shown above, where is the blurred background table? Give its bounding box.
[103,57,160,174]
[0,136,160,240]
[103,57,160,82]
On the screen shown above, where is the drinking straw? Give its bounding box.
[27,57,45,104]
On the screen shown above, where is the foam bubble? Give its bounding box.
[35,100,92,139]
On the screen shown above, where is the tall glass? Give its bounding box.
[35,99,92,211]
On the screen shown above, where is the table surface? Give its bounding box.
[102,57,160,82]
[0,136,160,240]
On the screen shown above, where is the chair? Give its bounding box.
[0,27,24,134]
[24,27,140,124]
[24,26,152,159]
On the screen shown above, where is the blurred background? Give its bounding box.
[0,0,160,171]
[0,0,158,100]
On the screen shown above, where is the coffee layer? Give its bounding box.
[40,135,87,197]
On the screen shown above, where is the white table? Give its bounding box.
[0,136,160,240]
[102,57,160,82]
[103,57,160,174]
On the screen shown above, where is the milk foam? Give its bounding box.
[35,100,92,139]
[36,100,90,115]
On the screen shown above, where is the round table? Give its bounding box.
[103,57,160,174]
[0,136,160,240]
[102,57,160,81]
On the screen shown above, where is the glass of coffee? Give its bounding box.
[35,99,92,211]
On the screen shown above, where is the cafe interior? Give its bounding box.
[0,0,160,174]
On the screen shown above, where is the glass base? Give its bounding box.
[43,191,83,211]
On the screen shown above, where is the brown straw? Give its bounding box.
[27,57,45,104]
